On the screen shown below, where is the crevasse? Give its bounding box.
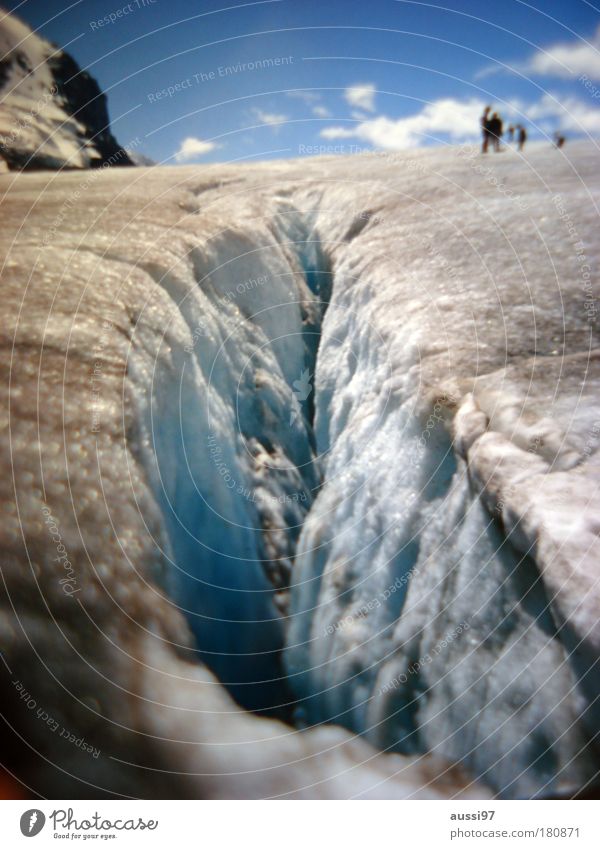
[126,160,599,798]
[128,196,332,713]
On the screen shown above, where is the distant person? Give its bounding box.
[481,106,492,153]
[554,132,566,149]
[508,125,515,142]
[517,125,527,151]
[489,112,503,152]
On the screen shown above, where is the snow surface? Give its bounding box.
[1,140,599,798]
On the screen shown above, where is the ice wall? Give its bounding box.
[284,146,600,797]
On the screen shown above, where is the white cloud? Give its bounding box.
[525,92,600,134]
[174,137,218,162]
[321,98,484,149]
[286,90,320,104]
[320,126,356,140]
[285,92,331,117]
[476,26,600,81]
[526,27,600,80]
[252,108,288,127]
[344,83,376,113]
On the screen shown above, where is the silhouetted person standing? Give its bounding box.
[489,112,503,152]
[554,131,566,148]
[508,125,515,142]
[481,106,492,153]
[517,125,527,151]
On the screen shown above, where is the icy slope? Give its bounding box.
[0,8,131,170]
[286,145,600,797]
[0,141,598,798]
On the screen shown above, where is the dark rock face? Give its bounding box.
[46,51,132,169]
[0,8,133,171]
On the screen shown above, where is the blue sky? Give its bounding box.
[5,0,600,163]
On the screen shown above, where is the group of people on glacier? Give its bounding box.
[480,106,527,153]
[480,107,568,154]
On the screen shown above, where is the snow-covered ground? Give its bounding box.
[0,140,598,798]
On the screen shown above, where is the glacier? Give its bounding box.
[0,140,599,799]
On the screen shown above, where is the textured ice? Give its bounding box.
[0,141,599,798]
[0,9,130,170]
